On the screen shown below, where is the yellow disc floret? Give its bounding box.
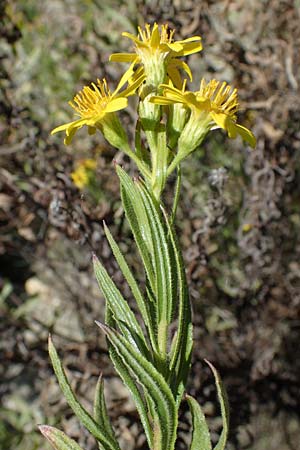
[197,79,239,117]
[51,65,145,146]
[69,79,113,120]
[152,78,255,149]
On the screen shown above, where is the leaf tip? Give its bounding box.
[38,424,52,438]
[92,254,101,268]
[95,320,105,330]
[204,358,211,365]
[48,334,53,348]
[97,372,103,383]
[95,320,111,336]
[204,358,217,373]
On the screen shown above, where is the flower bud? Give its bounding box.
[167,103,189,149]
[139,93,162,131]
[177,111,212,158]
[99,113,130,151]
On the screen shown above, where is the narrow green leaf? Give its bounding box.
[39,425,84,450]
[108,339,154,448]
[93,375,119,448]
[96,321,178,450]
[205,360,229,450]
[117,165,154,256]
[93,255,149,357]
[137,183,175,360]
[103,223,156,350]
[138,182,175,325]
[116,165,155,291]
[164,209,193,403]
[186,395,212,450]
[104,309,153,449]
[48,336,120,450]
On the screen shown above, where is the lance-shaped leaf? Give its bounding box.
[186,395,212,450]
[39,425,84,450]
[104,308,153,449]
[116,165,155,291]
[138,182,176,327]
[165,209,192,403]
[108,337,154,448]
[103,223,157,351]
[48,336,120,450]
[205,360,229,450]
[93,375,119,448]
[96,321,178,450]
[93,255,149,357]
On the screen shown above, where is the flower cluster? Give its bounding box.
[52,22,255,194]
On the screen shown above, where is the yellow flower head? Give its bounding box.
[51,65,145,146]
[152,78,256,151]
[110,23,202,90]
[71,167,89,189]
[80,158,97,170]
[71,159,97,189]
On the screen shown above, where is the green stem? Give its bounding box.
[123,144,152,181]
[170,166,181,225]
[167,153,183,178]
[135,120,151,168]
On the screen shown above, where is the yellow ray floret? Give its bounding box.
[51,65,145,145]
[152,79,256,148]
[110,23,202,88]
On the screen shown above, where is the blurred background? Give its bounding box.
[1,1,300,449]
